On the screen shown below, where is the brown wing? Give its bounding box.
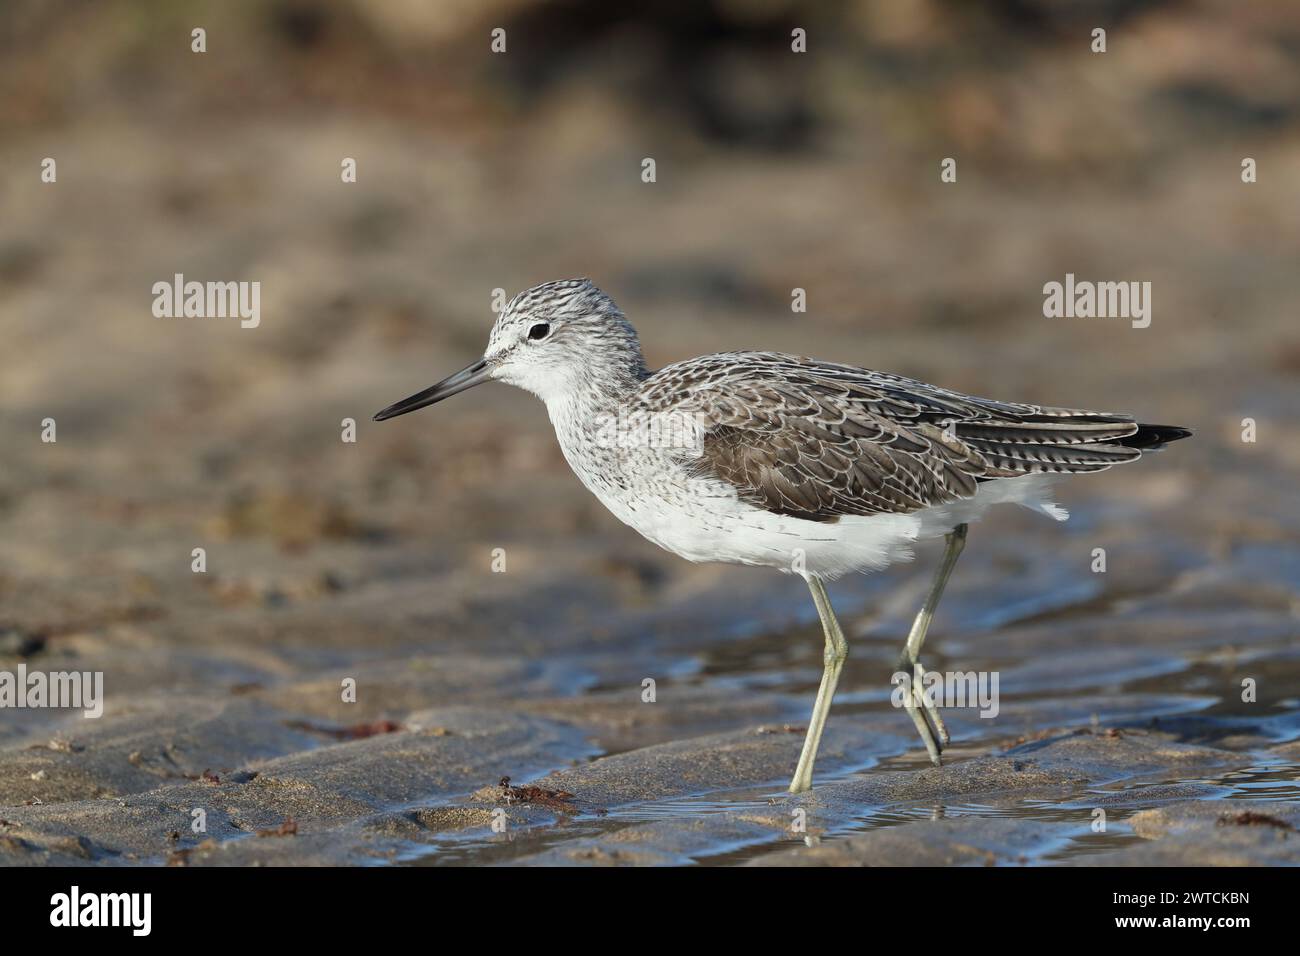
[637,352,1150,522]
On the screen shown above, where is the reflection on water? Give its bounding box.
[703,762,1300,866]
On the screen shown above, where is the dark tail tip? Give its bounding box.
[1119,423,1193,450]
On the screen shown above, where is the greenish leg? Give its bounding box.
[898,523,968,765]
[789,575,850,794]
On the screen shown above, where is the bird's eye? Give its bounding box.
[528,323,551,341]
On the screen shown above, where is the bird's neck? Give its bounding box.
[547,362,646,422]
[544,354,651,469]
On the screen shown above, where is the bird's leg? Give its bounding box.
[789,575,849,794]
[897,523,968,765]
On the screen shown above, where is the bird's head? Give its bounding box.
[374,278,645,421]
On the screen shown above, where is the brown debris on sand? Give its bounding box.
[498,776,576,810]
[1217,811,1295,831]
[257,818,299,838]
[286,719,406,740]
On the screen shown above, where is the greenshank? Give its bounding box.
[374,279,1191,793]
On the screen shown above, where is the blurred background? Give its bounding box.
[0,0,1298,864]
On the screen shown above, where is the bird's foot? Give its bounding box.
[897,655,949,765]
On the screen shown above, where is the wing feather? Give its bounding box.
[634,352,1153,522]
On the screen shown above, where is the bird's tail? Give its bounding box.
[1115,423,1194,450]
[961,416,1192,478]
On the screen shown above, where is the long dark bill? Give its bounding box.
[373,358,492,421]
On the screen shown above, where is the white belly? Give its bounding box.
[590,469,1069,580]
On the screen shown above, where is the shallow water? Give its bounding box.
[399,560,1300,867]
[402,753,1300,866]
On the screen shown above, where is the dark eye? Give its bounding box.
[528,322,550,341]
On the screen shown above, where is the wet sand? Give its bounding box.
[1,473,1297,865]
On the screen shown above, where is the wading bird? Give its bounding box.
[375,279,1190,793]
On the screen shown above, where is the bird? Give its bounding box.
[374,278,1191,794]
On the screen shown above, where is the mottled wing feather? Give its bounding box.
[636,352,1144,522]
